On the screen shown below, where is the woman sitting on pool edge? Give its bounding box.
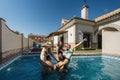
[55,38,87,69]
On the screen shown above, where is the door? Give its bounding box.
[98,35,102,49]
[60,35,64,46]
[83,33,90,48]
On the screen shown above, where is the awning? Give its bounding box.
[47,31,68,37]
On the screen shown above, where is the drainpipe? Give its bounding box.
[21,33,24,52]
[28,38,29,49]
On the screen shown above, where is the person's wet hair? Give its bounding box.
[66,43,71,50]
[47,48,51,53]
[57,41,63,47]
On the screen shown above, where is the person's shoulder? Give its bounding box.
[41,50,46,55]
[68,49,73,53]
[56,46,59,49]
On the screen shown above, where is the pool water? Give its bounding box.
[0,55,120,80]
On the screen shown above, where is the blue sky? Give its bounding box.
[0,0,120,37]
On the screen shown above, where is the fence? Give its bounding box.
[0,18,34,62]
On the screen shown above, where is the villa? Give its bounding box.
[48,3,120,55]
[0,1,120,80]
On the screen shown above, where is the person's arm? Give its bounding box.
[56,46,59,61]
[50,53,59,62]
[40,51,46,62]
[71,38,87,51]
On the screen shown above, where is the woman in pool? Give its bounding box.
[56,38,87,68]
[56,41,65,61]
[40,42,58,73]
[56,41,66,71]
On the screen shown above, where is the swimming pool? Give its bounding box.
[0,55,120,80]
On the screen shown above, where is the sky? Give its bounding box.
[0,0,120,37]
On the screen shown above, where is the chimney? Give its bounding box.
[81,0,89,19]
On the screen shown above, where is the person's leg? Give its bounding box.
[56,54,59,61]
[59,66,64,72]
[45,60,56,71]
[56,59,69,68]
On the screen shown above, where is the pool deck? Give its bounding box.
[0,52,21,66]
[73,53,102,56]
[22,51,120,57]
[0,49,120,66]
[102,53,120,57]
[22,50,102,55]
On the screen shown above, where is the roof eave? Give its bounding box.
[57,17,95,31]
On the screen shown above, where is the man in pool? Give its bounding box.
[55,38,87,69]
[40,42,58,73]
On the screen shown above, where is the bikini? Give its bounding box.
[65,49,73,62]
[58,46,65,61]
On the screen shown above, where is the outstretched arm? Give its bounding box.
[71,38,87,51]
[56,46,59,61]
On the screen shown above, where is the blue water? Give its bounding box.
[0,55,120,80]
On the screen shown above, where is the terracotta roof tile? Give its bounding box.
[95,8,120,22]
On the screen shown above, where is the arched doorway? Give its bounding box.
[96,27,119,49]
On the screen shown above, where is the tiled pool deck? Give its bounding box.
[0,51,120,70]
[0,56,21,70]
[0,52,120,71]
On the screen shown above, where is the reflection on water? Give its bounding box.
[40,56,118,80]
[0,56,120,80]
[65,57,112,80]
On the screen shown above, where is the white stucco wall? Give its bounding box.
[96,20,120,44]
[29,39,34,48]
[67,25,75,43]
[76,27,83,43]
[54,36,58,45]
[102,30,120,54]
[112,20,120,25]
[64,32,68,43]
[76,25,94,43]
[23,37,28,48]
[77,25,93,32]
[1,21,22,52]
